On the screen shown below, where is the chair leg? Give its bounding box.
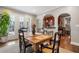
[50,40,52,45]
[57,48,59,53]
[19,43,22,53]
[19,47,22,53]
[52,41,55,53]
[24,47,26,53]
[40,44,43,53]
[52,49,54,53]
[57,42,60,53]
[20,47,22,53]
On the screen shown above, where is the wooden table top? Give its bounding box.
[26,34,52,44]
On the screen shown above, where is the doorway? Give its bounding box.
[58,13,71,48]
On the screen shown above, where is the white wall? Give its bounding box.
[36,6,79,45]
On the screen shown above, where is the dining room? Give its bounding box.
[0,6,79,53]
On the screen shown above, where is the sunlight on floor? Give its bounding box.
[6,41,16,46]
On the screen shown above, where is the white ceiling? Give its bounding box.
[7,6,61,16]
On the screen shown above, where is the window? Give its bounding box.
[19,16,24,28]
[9,15,15,32]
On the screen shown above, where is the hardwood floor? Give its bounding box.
[0,36,79,53]
[60,35,79,53]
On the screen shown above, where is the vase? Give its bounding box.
[32,29,35,35]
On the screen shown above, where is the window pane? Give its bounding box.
[19,16,24,28]
[9,15,15,32]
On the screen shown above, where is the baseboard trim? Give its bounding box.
[71,42,79,46]
[0,39,18,44]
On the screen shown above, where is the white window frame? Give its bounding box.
[19,16,25,29]
[8,15,15,35]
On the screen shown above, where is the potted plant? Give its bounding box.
[32,24,36,35]
[0,11,10,43]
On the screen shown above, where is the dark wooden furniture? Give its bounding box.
[19,27,28,32]
[40,32,62,53]
[18,29,32,53]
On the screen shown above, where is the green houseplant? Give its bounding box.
[0,11,10,38]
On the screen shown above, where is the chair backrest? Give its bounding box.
[20,27,28,32]
[20,27,28,37]
[43,30,47,34]
[52,32,62,53]
[58,27,65,36]
[18,29,26,46]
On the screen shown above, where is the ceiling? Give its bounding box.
[6,6,61,16]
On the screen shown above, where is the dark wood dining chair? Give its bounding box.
[58,26,65,36]
[40,32,62,53]
[18,29,32,53]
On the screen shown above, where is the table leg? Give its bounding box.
[32,44,39,53]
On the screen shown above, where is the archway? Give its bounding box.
[58,13,71,48]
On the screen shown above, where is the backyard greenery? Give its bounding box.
[0,11,10,37]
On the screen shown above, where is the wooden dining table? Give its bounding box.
[26,33,52,52]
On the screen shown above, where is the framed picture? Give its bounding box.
[43,15,54,28]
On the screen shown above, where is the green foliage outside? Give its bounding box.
[0,11,10,37]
